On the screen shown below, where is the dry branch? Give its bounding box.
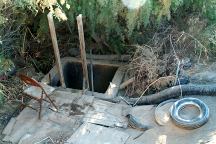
[119,77,135,90]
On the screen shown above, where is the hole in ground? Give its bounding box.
[49,62,118,93]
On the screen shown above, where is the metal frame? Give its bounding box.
[18,74,58,119]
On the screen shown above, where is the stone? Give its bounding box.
[2,118,16,135]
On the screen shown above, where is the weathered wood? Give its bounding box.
[83,99,128,128]
[47,12,66,88]
[77,14,89,90]
[90,49,94,95]
[105,67,125,97]
[119,77,135,90]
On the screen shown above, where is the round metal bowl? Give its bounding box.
[170,97,209,129]
[155,99,178,126]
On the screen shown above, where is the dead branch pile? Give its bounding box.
[125,45,176,97]
[125,27,208,97]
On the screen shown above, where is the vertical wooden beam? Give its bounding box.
[90,49,94,95]
[76,14,89,90]
[47,12,66,88]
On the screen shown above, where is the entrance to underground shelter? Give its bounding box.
[49,61,119,93]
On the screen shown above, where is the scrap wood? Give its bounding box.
[105,67,125,97]
[119,77,135,90]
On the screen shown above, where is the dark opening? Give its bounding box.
[49,62,118,93]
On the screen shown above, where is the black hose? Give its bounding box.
[127,84,216,105]
[95,84,216,105]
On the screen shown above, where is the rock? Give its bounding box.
[185,62,216,84]
[190,71,216,84]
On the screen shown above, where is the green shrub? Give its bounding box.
[11,0,215,53]
[0,0,25,58]
[0,55,15,75]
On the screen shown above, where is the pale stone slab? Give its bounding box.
[2,118,16,135]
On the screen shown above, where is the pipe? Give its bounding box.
[95,84,216,105]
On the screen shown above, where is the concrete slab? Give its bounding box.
[66,123,130,144]
[3,87,216,144]
[2,118,16,135]
[129,96,216,144]
[2,90,94,144]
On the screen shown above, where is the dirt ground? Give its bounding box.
[129,96,216,144]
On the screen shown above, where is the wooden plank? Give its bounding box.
[47,12,66,88]
[66,123,129,144]
[83,99,128,128]
[106,67,125,97]
[76,14,89,90]
[119,77,135,89]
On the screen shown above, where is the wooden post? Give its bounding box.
[47,12,66,88]
[77,14,89,90]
